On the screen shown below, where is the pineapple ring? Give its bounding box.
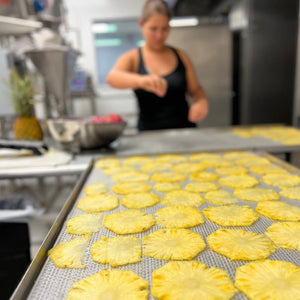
[234,188,279,202]
[235,157,270,167]
[265,222,300,251]
[95,158,120,169]
[90,235,141,267]
[123,155,153,167]
[215,166,248,175]
[112,182,152,195]
[162,190,204,207]
[104,209,155,234]
[189,152,221,161]
[190,171,219,182]
[185,182,219,193]
[219,175,258,189]
[65,269,148,300]
[84,183,108,196]
[141,162,173,173]
[77,194,118,212]
[66,213,102,235]
[235,260,300,300]
[201,158,234,168]
[203,205,259,226]
[121,192,160,209]
[280,186,300,200]
[256,201,300,221]
[103,166,135,176]
[151,172,187,183]
[112,171,150,182]
[261,173,300,188]
[250,164,286,175]
[48,234,91,268]
[152,261,237,300]
[156,154,187,164]
[207,229,276,260]
[173,162,206,174]
[153,182,182,192]
[155,206,204,228]
[223,151,257,161]
[204,190,238,205]
[142,228,206,260]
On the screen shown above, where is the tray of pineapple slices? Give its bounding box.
[24,150,300,300]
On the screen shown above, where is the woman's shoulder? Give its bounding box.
[116,48,140,72]
[171,47,193,67]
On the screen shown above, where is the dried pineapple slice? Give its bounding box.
[261,173,300,188]
[234,188,279,202]
[207,229,275,260]
[173,162,206,174]
[190,152,221,161]
[66,213,102,235]
[256,201,300,221]
[236,157,270,167]
[235,260,300,300]
[223,151,257,161]
[90,235,141,267]
[155,205,204,228]
[185,181,219,193]
[215,166,248,175]
[250,164,286,175]
[112,171,150,182]
[143,228,206,260]
[151,172,187,182]
[84,183,108,196]
[103,165,135,176]
[65,269,148,300]
[156,154,187,164]
[77,194,118,212]
[95,158,120,169]
[162,190,204,207]
[141,162,173,173]
[265,222,300,250]
[121,192,160,209]
[203,205,259,226]
[201,158,233,168]
[190,171,219,182]
[123,155,153,167]
[219,175,258,188]
[152,261,237,300]
[280,186,300,200]
[104,209,155,234]
[112,182,152,194]
[153,182,182,192]
[205,190,238,205]
[48,234,91,268]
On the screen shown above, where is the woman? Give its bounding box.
[106,0,209,131]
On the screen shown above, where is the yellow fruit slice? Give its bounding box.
[90,235,141,267]
[152,261,237,300]
[223,151,257,161]
[153,182,182,192]
[203,205,259,226]
[103,209,155,234]
[204,190,238,205]
[280,186,300,200]
[162,190,204,207]
[155,205,204,228]
[95,158,120,169]
[215,166,248,175]
[201,158,233,168]
[234,188,279,201]
[235,260,300,300]
[151,172,187,182]
[141,162,173,173]
[190,152,221,161]
[112,182,152,195]
[103,165,135,176]
[48,234,91,268]
[121,192,160,209]
[207,229,275,260]
[156,154,187,164]
[185,182,219,193]
[265,222,300,250]
[77,194,118,212]
[190,171,219,182]
[173,162,206,174]
[250,164,286,175]
[123,155,153,167]
[84,183,108,196]
[112,171,150,182]
[256,201,300,221]
[261,173,300,188]
[66,213,102,235]
[143,228,206,260]
[219,175,258,188]
[65,269,148,300]
[235,157,270,167]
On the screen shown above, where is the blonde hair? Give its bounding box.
[141,0,172,22]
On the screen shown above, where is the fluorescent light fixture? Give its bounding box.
[169,17,199,27]
[94,38,122,47]
[92,23,117,33]
[137,40,145,47]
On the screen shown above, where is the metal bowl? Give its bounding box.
[46,119,126,150]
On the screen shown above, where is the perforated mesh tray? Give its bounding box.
[15,151,300,300]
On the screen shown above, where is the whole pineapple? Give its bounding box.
[9,69,43,140]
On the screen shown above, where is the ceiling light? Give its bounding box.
[169,17,199,27]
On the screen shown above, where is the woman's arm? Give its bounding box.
[178,49,209,123]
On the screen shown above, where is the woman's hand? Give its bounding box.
[188,99,209,123]
[139,74,168,97]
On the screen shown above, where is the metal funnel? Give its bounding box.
[25,47,79,117]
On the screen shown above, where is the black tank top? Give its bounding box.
[134,47,195,131]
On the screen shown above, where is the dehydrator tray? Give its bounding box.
[12,151,300,300]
